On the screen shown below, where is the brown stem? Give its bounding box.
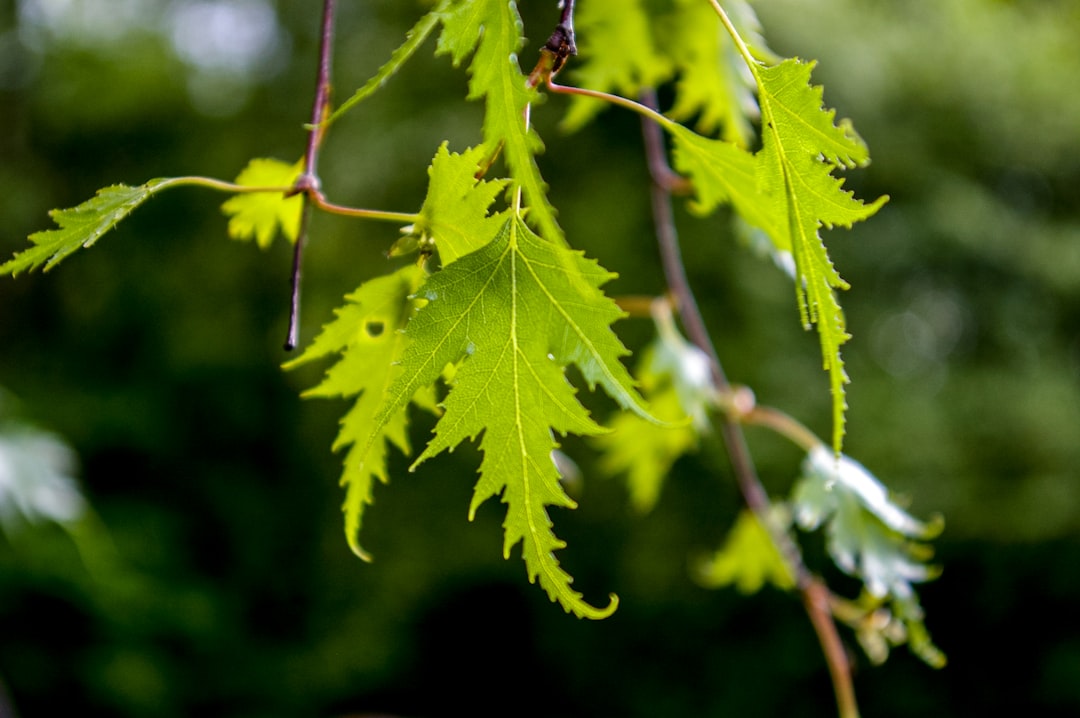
[638,88,859,718]
[286,0,336,351]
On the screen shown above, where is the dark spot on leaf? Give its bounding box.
[366,321,385,338]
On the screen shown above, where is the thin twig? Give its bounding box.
[286,0,337,351]
[638,88,859,718]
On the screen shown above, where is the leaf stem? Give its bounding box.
[309,194,419,224]
[287,0,337,351]
[638,88,859,718]
[705,0,761,80]
[153,176,293,194]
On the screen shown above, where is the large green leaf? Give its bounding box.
[363,215,651,618]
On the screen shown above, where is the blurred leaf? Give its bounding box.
[220,158,304,249]
[698,507,795,594]
[562,0,673,130]
[594,306,712,512]
[792,446,945,666]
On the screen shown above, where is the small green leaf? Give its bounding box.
[2,182,168,276]
[364,215,652,618]
[284,264,434,560]
[793,446,944,666]
[414,143,509,265]
[698,507,795,594]
[221,158,304,249]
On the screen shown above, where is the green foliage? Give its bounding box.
[2,3,948,711]
[792,446,945,667]
[562,0,672,130]
[220,158,304,248]
[0,182,165,275]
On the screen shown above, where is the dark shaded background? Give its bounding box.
[1,0,1078,715]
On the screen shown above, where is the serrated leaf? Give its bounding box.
[414,143,509,265]
[562,0,673,131]
[753,58,888,450]
[698,507,795,594]
[221,158,304,249]
[435,0,562,243]
[365,215,652,618]
[793,446,944,666]
[1,182,169,276]
[284,264,434,560]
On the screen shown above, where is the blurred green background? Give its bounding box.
[1,0,1078,715]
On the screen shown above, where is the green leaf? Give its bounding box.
[367,215,652,618]
[435,0,562,242]
[1,182,169,276]
[326,7,443,125]
[284,264,435,560]
[698,507,795,594]
[413,143,509,265]
[792,446,945,666]
[221,158,304,249]
[754,58,888,450]
[561,0,673,131]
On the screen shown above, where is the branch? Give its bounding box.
[286,0,337,351]
[638,88,860,718]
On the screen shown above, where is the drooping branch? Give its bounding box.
[638,88,860,718]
